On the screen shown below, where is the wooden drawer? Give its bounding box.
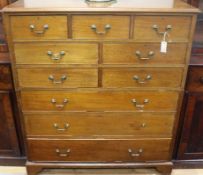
[21,90,179,112]
[187,66,203,92]
[14,43,98,64]
[10,16,68,40]
[102,67,184,88]
[27,139,171,162]
[17,68,98,88]
[0,65,12,90]
[103,43,188,64]
[133,16,191,42]
[24,112,175,137]
[72,15,130,39]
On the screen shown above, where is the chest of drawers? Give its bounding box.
[2,0,199,174]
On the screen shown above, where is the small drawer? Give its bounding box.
[72,15,130,39]
[21,90,179,112]
[14,43,98,64]
[0,65,12,90]
[133,16,191,42]
[17,68,98,88]
[11,16,68,40]
[102,67,184,88]
[27,139,171,162]
[103,43,188,65]
[25,112,175,137]
[187,66,203,92]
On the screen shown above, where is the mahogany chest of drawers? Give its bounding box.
[2,0,199,174]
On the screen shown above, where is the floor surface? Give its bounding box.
[0,167,203,175]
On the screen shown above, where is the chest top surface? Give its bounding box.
[2,0,200,13]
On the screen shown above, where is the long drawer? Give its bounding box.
[14,43,98,64]
[24,112,175,137]
[11,16,68,40]
[27,139,171,162]
[103,43,188,64]
[102,67,184,88]
[21,90,179,112]
[17,68,98,88]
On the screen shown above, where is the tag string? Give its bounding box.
[163,32,168,42]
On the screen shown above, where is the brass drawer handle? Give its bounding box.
[47,51,66,61]
[90,24,111,35]
[199,77,203,84]
[133,75,152,84]
[51,98,69,109]
[29,24,49,35]
[128,149,143,157]
[152,24,172,35]
[135,51,155,60]
[53,123,70,131]
[131,99,149,109]
[56,149,71,157]
[48,75,67,84]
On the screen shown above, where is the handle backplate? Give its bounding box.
[135,51,155,60]
[47,51,66,61]
[51,98,69,109]
[53,123,70,131]
[48,75,67,84]
[152,24,172,35]
[91,24,111,35]
[128,148,143,157]
[133,75,152,84]
[30,24,49,35]
[56,149,71,157]
[132,99,149,109]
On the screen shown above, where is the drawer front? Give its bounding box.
[27,139,171,162]
[133,16,191,42]
[187,67,203,92]
[11,16,68,40]
[103,43,188,64]
[72,15,130,39]
[0,65,12,90]
[25,112,175,137]
[17,68,98,88]
[102,68,184,88]
[14,43,98,64]
[21,90,179,112]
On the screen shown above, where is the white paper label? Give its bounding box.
[160,41,167,53]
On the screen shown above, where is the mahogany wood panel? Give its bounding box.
[133,16,192,42]
[27,139,171,162]
[186,66,203,91]
[72,15,130,40]
[102,67,184,88]
[103,43,188,65]
[0,92,20,156]
[14,43,98,64]
[188,0,201,7]
[17,68,98,88]
[24,112,175,138]
[178,93,203,159]
[11,16,68,40]
[20,90,179,112]
[0,64,12,90]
